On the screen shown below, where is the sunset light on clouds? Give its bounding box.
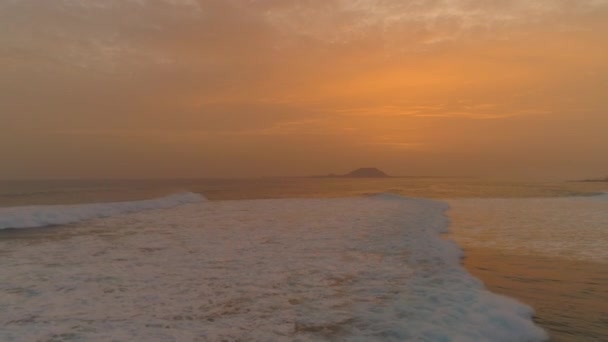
[1,0,607,179]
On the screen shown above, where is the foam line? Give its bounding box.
[0,192,205,230]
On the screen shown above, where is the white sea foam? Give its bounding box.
[0,196,547,341]
[0,192,205,230]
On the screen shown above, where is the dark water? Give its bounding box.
[1,177,605,207]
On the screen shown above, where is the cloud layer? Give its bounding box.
[1,0,608,178]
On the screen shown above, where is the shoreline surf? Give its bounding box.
[1,184,606,340]
[462,247,608,341]
[0,196,547,341]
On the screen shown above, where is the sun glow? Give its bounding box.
[1,1,607,179]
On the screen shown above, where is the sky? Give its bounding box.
[1,0,607,179]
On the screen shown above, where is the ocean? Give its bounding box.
[0,178,606,341]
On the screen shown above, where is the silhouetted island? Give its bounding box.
[313,168,390,178]
[345,168,389,178]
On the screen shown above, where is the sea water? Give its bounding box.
[0,178,606,341]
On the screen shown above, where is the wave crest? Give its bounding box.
[0,192,205,230]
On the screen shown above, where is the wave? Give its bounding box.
[593,191,608,198]
[0,192,205,230]
[0,194,546,341]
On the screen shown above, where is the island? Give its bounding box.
[313,167,390,178]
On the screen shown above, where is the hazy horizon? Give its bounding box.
[0,172,597,182]
[2,1,607,180]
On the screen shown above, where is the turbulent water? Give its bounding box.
[0,178,607,341]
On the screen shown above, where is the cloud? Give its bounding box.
[250,0,608,46]
[1,0,607,178]
[3,0,606,74]
[3,0,606,76]
[0,0,204,72]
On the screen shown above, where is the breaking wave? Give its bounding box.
[0,192,205,230]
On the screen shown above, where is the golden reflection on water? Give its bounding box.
[463,248,608,341]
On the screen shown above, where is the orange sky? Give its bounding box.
[1,0,607,179]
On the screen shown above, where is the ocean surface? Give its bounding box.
[0,178,607,341]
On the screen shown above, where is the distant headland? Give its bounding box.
[312,167,390,178]
[573,176,608,182]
